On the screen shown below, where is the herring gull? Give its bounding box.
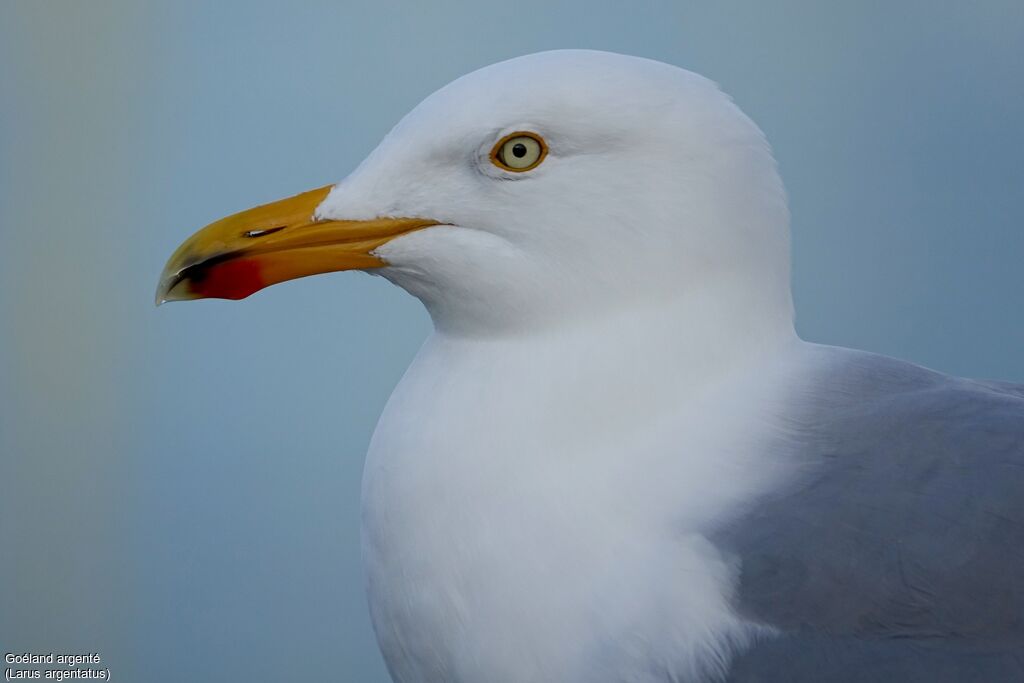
[157,50,1024,682]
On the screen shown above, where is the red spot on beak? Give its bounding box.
[191,258,265,300]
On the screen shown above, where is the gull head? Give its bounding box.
[158,50,791,336]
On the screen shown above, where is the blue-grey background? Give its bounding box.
[2,1,1022,680]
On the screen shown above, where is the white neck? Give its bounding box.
[433,270,795,392]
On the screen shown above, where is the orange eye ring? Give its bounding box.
[490,131,548,172]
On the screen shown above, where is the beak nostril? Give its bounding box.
[244,226,286,238]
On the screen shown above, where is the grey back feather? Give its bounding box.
[715,346,1024,681]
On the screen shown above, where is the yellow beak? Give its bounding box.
[156,185,439,304]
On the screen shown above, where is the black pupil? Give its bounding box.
[511,142,528,158]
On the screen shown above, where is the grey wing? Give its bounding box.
[715,347,1024,682]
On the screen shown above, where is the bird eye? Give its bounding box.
[490,132,547,172]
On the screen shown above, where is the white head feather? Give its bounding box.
[317,49,792,339]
